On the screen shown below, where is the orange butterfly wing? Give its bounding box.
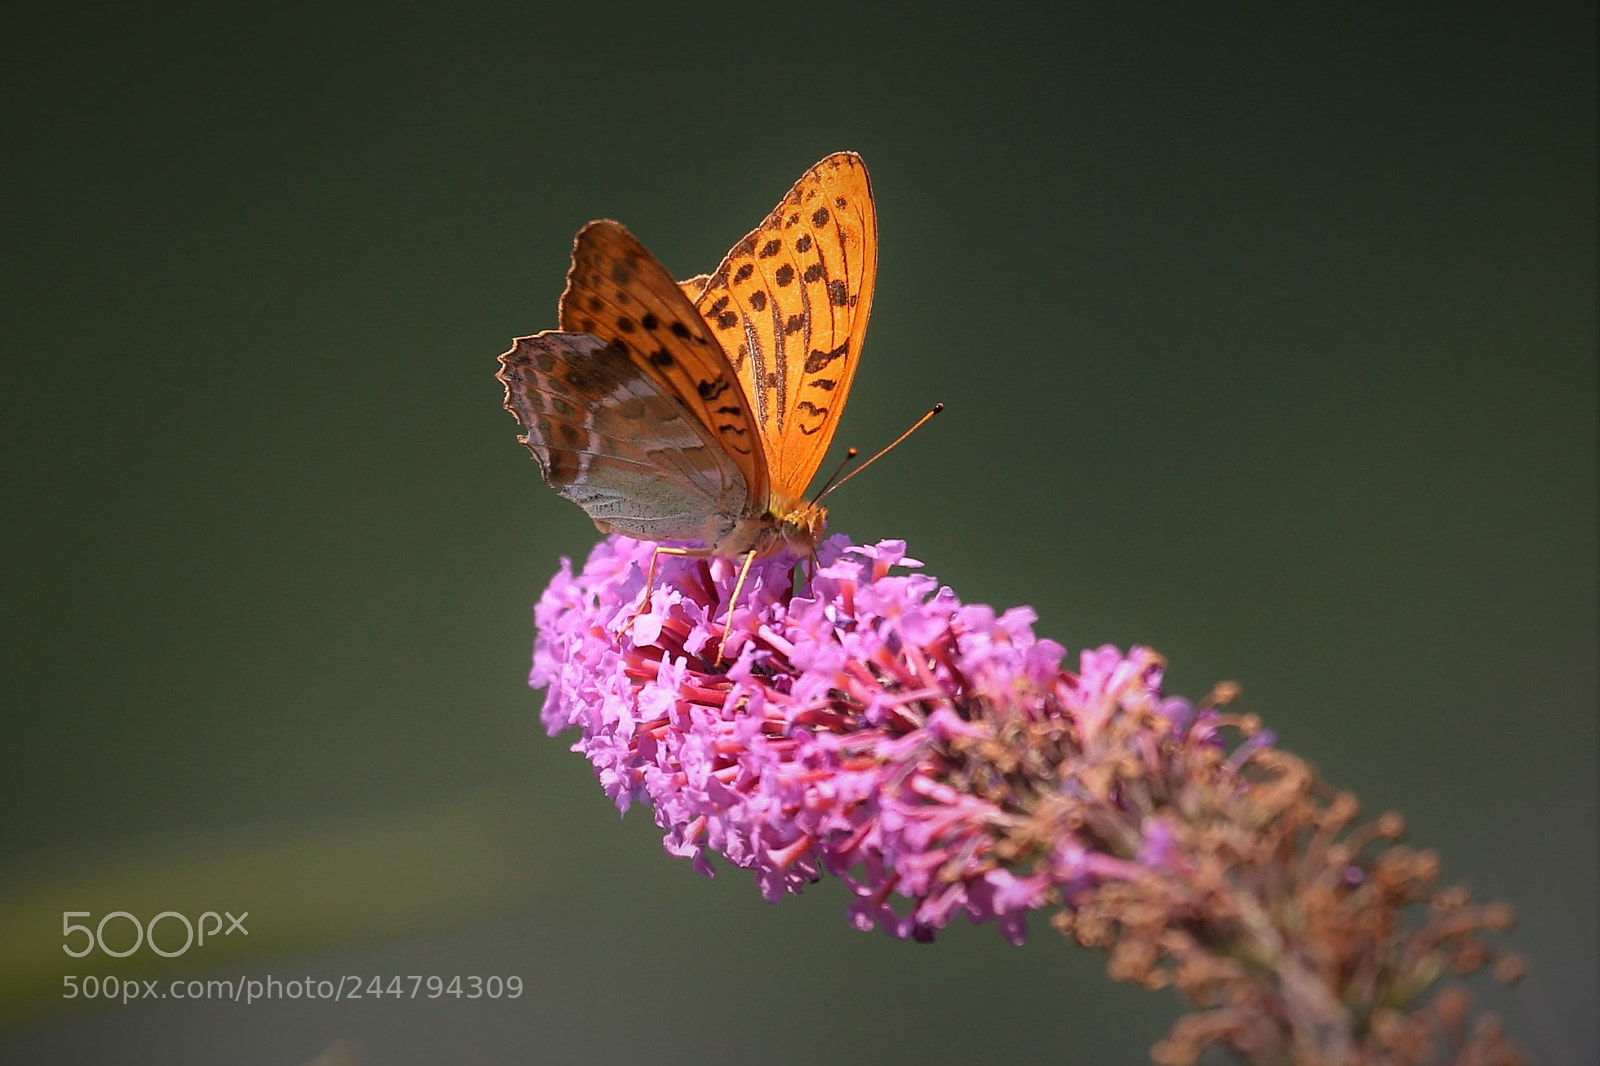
[557,220,771,506]
[685,152,877,499]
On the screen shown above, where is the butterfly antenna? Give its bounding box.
[818,403,944,501]
[809,448,860,505]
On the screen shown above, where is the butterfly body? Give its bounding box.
[499,153,876,563]
[720,496,829,559]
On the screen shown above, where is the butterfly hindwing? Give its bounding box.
[498,331,753,545]
[690,152,877,498]
[557,220,771,507]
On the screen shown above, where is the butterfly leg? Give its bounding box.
[628,545,698,634]
[716,550,760,664]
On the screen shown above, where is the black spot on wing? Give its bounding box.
[734,263,754,283]
[804,341,848,374]
[707,294,737,330]
[748,290,767,311]
[775,264,794,286]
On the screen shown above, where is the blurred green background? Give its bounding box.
[3,3,1594,1063]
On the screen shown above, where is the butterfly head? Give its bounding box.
[775,500,828,552]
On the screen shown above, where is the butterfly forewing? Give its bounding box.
[689,152,877,498]
[557,221,770,505]
[498,332,754,546]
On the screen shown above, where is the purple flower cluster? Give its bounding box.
[531,534,1176,943]
[528,533,1531,1063]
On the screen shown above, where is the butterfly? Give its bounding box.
[497,152,878,621]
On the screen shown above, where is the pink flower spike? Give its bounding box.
[523,532,1531,1066]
